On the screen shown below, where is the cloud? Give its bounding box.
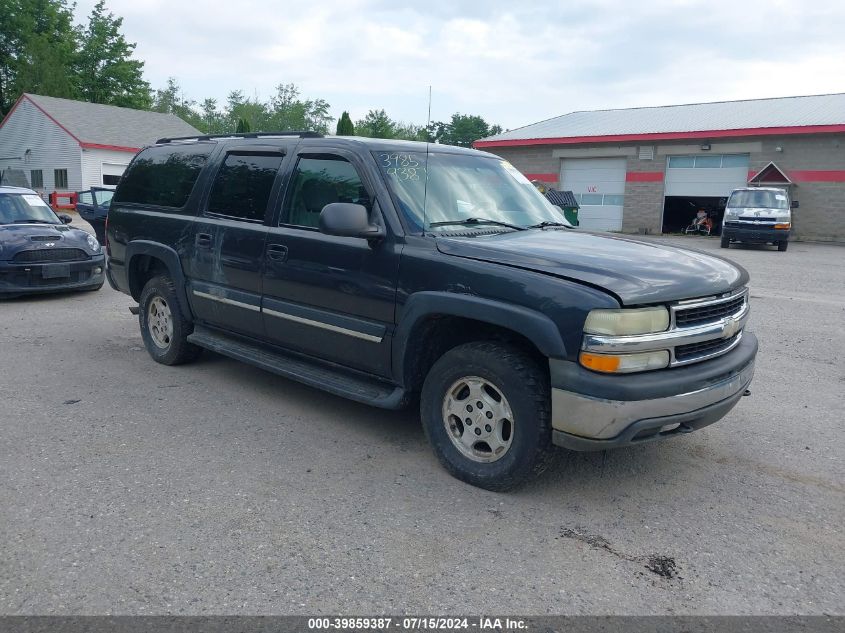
[73,0,845,129]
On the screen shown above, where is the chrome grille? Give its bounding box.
[675,333,741,362]
[12,248,88,263]
[674,293,746,328]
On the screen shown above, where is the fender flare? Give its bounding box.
[125,240,192,316]
[392,291,567,385]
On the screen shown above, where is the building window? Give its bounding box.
[54,169,68,189]
[102,174,122,186]
[668,154,750,169]
[30,170,43,188]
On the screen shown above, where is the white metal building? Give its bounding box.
[0,93,201,194]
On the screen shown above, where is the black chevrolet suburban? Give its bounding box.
[106,132,757,490]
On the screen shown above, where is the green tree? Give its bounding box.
[355,109,396,139]
[151,77,204,129]
[235,117,250,133]
[336,111,354,135]
[0,0,78,113]
[74,0,150,108]
[429,113,502,147]
[199,97,225,134]
[266,83,331,134]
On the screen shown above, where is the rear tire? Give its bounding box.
[720,234,730,248]
[139,275,201,365]
[420,341,552,491]
[778,240,788,252]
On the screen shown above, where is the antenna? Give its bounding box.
[423,85,432,233]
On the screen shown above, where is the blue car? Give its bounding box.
[0,186,106,299]
[75,187,114,245]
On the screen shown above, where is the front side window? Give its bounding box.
[284,156,369,229]
[54,169,68,189]
[376,151,569,233]
[78,191,94,205]
[113,144,213,209]
[207,152,284,222]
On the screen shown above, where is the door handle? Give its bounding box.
[196,233,212,249]
[266,244,288,262]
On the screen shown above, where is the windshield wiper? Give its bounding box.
[526,221,572,229]
[428,217,525,231]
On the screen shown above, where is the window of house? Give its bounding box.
[54,169,68,189]
[30,170,43,188]
[284,156,368,228]
[206,152,284,222]
[113,144,213,209]
[102,174,122,186]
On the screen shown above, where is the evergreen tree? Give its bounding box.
[236,117,251,133]
[336,111,354,135]
[74,0,150,108]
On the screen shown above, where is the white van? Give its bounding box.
[721,187,796,252]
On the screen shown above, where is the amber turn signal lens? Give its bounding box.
[579,352,621,373]
[774,223,791,229]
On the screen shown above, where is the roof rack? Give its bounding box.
[155,131,324,144]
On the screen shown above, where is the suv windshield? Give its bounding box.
[375,151,570,232]
[728,189,789,210]
[0,193,61,224]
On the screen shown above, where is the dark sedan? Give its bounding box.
[0,186,106,298]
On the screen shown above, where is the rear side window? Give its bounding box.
[207,152,284,222]
[113,145,212,209]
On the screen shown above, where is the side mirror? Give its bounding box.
[59,213,73,224]
[319,203,384,240]
[791,200,799,209]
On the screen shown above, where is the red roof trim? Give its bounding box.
[80,142,140,153]
[523,172,557,182]
[626,171,664,182]
[16,94,84,144]
[474,124,845,148]
[0,94,26,130]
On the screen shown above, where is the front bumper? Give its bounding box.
[550,332,757,451]
[723,224,789,243]
[0,254,105,296]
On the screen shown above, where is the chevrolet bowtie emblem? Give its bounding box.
[723,316,740,339]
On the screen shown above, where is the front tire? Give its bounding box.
[720,234,730,248]
[420,342,552,491]
[778,240,788,252]
[139,275,201,365]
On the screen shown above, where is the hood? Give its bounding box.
[436,229,749,305]
[0,223,99,260]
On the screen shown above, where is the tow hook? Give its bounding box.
[743,389,751,396]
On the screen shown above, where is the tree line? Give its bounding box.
[0,0,502,146]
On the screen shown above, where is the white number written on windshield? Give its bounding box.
[378,153,424,181]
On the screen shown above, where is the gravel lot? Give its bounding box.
[1,224,843,615]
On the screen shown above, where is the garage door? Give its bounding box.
[664,154,749,197]
[560,158,626,231]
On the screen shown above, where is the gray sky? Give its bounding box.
[74,0,845,130]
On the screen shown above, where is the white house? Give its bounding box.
[0,93,201,194]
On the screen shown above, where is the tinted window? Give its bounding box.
[207,153,283,222]
[113,144,213,209]
[285,156,368,228]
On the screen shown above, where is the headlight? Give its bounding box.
[580,350,670,373]
[86,233,101,252]
[583,307,669,336]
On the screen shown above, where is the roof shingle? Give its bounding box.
[481,93,845,143]
[24,93,202,149]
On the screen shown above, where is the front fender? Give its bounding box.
[392,291,567,386]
